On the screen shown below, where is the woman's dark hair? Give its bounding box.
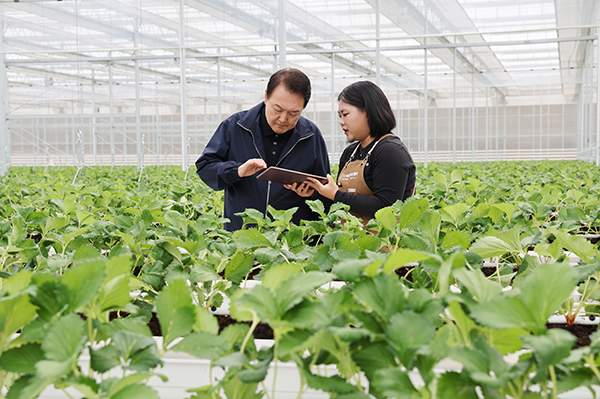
[266,68,311,108]
[338,81,396,139]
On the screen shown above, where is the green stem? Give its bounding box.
[549,365,558,399]
[240,314,259,354]
[0,370,5,399]
[584,354,600,382]
[272,331,280,399]
[261,381,272,399]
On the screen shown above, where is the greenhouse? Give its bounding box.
[1,0,600,398]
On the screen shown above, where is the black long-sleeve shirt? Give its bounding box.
[333,134,416,217]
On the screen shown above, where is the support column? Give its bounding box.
[597,30,600,166]
[135,27,142,169]
[279,0,286,69]
[179,0,188,171]
[452,47,456,164]
[331,54,336,159]
[109,61,115,168]
[376,0,381,86]
[92,70,97,166]
[423,36,428,168]
[0,22,8,178]
[485,86,489,161]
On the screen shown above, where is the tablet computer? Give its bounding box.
[256,166,328,185]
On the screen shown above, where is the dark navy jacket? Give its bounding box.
[195,102,331,231]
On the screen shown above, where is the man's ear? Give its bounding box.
[264,90,268,104]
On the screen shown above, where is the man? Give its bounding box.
[195,68,331,231]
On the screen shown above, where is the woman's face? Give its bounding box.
[338,100,372,146]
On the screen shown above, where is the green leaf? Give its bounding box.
[171,332,230,360]
[352,341,397,380]
[519,263,577,326]
[275,272,334,315]
[222,375,262,399]
[10,214,27,244]
[215,352,250,367]
[398,199,428,231]
[283,300,330,328]
[354,235,381,252]
[111,384,160,399]
[103,318,153,338]
[236,229,272,249]
[371,368,418,399]
[521,328,576,370]
[224,251,255,285]
[487,328,527,355]
[0,343,44,374]
[37,314,86,379]
[374,207,397,232]
[90,345,120,373]
[554,230,597,263]
[62,259,106,312]
[307,199,326,216]
[470,296,537,332]
[194,306,219,334]
[261,263,303,292]
[276,271,334,315]
[386,311,435,368]
[383,249,431,274]
[490,203,515,223]
[454,268,502,302]
[354,273,406,323]
[6,375,51,399]
[112,331,161,372]
[470,263,577,333]
[190,263,221,283]
[3,269,32,296]
[44,216,68,235]
[446,301,476,346]
[441,203,467,227]
[155,278,196,348]
[437,372,479,399]
[305,374,359,394]
[418,209,441,246]
[441,230,471,250]
[332,259,375,281]
[230,284,278,322]
[41,313,86,362]
[470,236,517,259]
[101,373,165,398]
[0,293,37,349]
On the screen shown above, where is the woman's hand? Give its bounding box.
[284,181,314,197]
[305,174,338,200]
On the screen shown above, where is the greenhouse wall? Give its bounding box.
[7,102,581,168]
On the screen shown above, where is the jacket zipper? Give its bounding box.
[238,122,315,219]
[276,133,314,166]
[237,122,272,218]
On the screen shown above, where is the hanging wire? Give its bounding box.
[184,136,191,181]
[138,134,147,190]
[72,129,85,186]
[44,146,50,175]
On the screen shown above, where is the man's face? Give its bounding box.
[264,85,305,134]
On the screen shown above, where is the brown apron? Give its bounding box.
[337,134,393,224]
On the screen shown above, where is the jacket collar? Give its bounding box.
[238,102,314,140]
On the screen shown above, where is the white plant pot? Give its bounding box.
[32,338,600,399]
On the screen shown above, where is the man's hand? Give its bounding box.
[238,158,267,178]
[284,181,314,197]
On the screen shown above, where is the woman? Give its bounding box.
[287,80,416,224]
